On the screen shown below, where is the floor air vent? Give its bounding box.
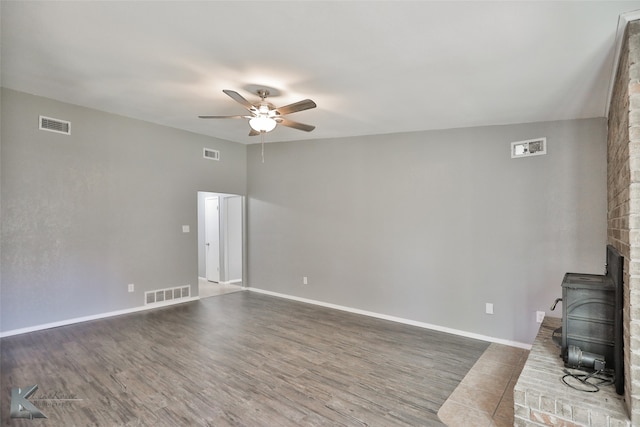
[39,115,71,135]
[145,285,190,305]
[203,148,220,161]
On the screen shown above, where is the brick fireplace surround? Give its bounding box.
[607,17,640,425]
[513,17,640,426]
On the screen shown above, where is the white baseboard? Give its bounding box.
[1,287,532,350]
[0,296,200,338]
[248,288,532,350]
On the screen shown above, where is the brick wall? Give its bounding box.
[608,19,640,423]
[629,20,640,423]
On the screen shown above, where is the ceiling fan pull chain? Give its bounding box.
[261,131,265,163]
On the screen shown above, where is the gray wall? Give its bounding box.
[0,87,608,345]
[247,118,607,344]
[1,88,246,333]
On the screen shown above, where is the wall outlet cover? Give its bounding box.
[486,303,494,315]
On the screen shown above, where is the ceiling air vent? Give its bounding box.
[203,148,220,161]
[511,137,546,158]
[39,115,71,135]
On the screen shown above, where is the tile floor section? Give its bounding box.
[198,277,244,298]
[438,343,529,427]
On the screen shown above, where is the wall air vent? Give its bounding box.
[39,115,71,135]
[203,148,220,161]
[511,137,546,158]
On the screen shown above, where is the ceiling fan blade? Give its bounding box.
[198,115,249,119]
[277,118,316,132]
[249,129,261,137]
[223,89,255,110]
[275,99,316,116]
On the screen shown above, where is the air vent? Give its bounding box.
[39,115,71,135]
[145,285,190,305]
[203,148,220,161]
[511,137,546,158]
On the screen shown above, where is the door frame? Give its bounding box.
[197,191,246,288]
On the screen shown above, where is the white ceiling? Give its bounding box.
[2,1,640,145]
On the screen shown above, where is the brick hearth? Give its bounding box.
[514,317,629,426]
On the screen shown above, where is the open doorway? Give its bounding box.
[197,191,244,298]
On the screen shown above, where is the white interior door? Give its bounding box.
[224,196,243,283]
[205,197,220,282]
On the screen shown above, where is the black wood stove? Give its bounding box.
[551,245,624,395]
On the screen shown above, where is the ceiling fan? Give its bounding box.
[199,89,317,136]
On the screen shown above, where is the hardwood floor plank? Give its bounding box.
[1,291,488,426]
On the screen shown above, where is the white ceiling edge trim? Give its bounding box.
[605,9,640,118]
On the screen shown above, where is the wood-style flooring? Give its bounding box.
[1,291,489,426]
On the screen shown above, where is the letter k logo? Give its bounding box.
[10,385,47,419]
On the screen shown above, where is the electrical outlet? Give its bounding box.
[303,276,308,285]
[128,283,134,293]
[536,311,545,323]
[182,225,190,233]
[486,303,494,315]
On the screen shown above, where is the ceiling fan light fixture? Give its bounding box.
[199,89,316,137]
[249,116,277,133]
